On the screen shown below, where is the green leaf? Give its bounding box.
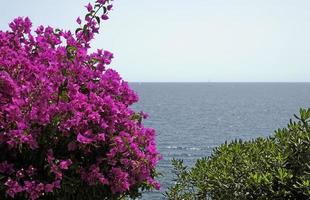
[95,16,100,24]
[66,45,77,61]
[83,24,88,32]
[103,6,107,14]
[75,28,83,35]
[85,13,92,19]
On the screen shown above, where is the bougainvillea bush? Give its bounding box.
[0,0,161,199]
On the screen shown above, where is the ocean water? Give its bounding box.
[129,83,310,199]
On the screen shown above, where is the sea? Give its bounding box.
[129,83,310,199]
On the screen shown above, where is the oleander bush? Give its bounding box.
[166,108,310,200]
[0,1,161,199]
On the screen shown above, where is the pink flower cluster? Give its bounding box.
[0,0,161,199]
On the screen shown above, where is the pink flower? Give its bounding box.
[97,0,106,4]
[109,168,130,193]
[77,133,94,144]
[107,5,113,11]
[85,3,93,12]
[0,71,19,97]
[0,161,14,174]
[76,17,82,24]
[97,133,105,142]
[45,183,54,193]
[59,160,72,170]
[101,14,109,20]
[53,180,61,189]
[99,177,108,184]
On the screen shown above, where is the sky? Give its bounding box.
[1,0,310,82]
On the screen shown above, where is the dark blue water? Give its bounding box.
[129,83,310,199]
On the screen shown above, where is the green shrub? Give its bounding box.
[166,108,310,200]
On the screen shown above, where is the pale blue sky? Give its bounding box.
[1,0,310,82]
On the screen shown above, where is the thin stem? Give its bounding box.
[76,4,105,44]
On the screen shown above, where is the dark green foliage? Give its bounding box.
[166,108,310,200]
